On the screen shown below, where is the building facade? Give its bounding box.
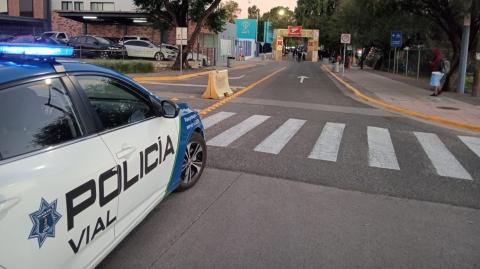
[51,0,136,12]
[0,0,51,35]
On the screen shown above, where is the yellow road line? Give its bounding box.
[199,67,287,116]
[132,63,258,82]
[322,66,480,132]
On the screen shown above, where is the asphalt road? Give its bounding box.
[100,60,480,268]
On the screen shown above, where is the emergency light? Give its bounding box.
[0,43,74,57]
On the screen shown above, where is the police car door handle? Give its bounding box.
[116,146,137,160]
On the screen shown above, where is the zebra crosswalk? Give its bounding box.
[202,111,480,180]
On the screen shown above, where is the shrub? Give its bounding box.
[86,59,154,74]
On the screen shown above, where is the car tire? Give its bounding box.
[155,52,165,61]
[177,132,206,191]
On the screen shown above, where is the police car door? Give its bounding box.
[0,77,119,268]
[73,75,179,237]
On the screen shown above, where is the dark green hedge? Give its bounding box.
[87,60,154,73]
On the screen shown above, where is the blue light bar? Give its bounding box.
[0,43,74,57]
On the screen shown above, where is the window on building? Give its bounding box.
[19,0,33,17]
[74,1,83,10]
[61,1,73,10]
[90,2,114,11]
[0,0,8,14]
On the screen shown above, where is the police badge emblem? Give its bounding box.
[28,198,62,248]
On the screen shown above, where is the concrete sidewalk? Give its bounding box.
[340,68,480,127]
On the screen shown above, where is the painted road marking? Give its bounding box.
[367,127,400,170]
[459,136,480,158]
[414,132,472,180]
[254,119,306,154]
[230,75,246,80]
[202,112,236,129]
[207,115,270,147]
[308,122,345,162]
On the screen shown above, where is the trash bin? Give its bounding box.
[227,56,235,68]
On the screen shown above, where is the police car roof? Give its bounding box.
[0,59,129,85]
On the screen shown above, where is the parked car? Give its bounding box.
[119,36,152,45]
[0,34,14,42]
[0,42,206,269]
[161,43,179,53]
[8,34,66,45]
[124,40,176,61]
[68,35,124,59]
[42,31,69,43]
[103,36,120,44]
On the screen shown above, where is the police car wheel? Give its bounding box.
[178,132,206,191]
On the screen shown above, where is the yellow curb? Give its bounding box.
[132,63,257,82]
[322,66,480,132]
[199,67,287,116]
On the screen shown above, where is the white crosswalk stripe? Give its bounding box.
[254,119,306,154]
[414,132,472,180]
[459,136,480,158]
[203,111,476,180]
[202,112,236,129]
[308,122,345,162]
[207,115,270,147]
[367,126,400,170]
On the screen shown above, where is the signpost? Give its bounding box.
[391,31,402,74]
[176,27,188,73]
[404,46,410,76]
[340,33,351,75]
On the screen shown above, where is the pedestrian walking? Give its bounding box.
[429,48,444,96]
[297,50,302,62]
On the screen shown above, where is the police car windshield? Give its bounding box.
[43,33,55,38]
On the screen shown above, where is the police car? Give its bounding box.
[0,43,206,268]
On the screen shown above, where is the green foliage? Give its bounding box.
[222,0,241,23]
[261,6,295,29]
[248,5,260,19]
[134,0,225,33]
[87,60,154,74]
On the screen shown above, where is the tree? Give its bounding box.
[261,6,295,29]
[248,5,260,19]
[134,0,226,69]
[222,0,241,23]
[294,0,342,53]
[397,0,480,91]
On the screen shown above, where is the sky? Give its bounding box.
[234,0,297,18]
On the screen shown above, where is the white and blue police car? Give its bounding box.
[0,43,206,268]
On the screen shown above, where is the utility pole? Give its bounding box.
[458,15,471,94]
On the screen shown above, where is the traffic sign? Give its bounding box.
[391,31,402,48]
[176,27,188,45]
[340,33,351,44]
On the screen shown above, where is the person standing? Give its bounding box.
[429,48,444,96]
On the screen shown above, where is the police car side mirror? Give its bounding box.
[160,100,179,118]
